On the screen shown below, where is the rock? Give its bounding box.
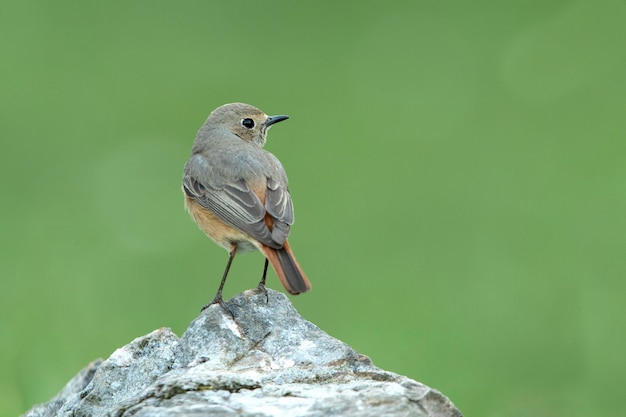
[23,289,462,417]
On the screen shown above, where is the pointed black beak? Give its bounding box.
[265,115,289,127]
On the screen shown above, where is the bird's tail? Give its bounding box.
[261,240,311,294]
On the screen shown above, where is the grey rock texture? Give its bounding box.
[24,289,462,417]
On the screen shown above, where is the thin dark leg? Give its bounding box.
[256,258,270,303]
[258,258,269,287]
[201,246,237,317]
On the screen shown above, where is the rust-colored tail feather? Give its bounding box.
[261,241,311,294]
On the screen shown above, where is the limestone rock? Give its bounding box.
[23,289,462,417]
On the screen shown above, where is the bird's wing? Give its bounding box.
[183,172,284,249]
[265,177,294,245]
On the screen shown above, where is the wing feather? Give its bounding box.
[183,174,292,249]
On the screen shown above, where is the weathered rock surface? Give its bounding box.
[23,289,462,417]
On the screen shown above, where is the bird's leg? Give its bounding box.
[202,246,237,319]
[256,258,270,303]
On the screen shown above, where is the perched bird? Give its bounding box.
[183,103,311,312]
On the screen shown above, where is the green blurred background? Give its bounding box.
[2,1,625,416]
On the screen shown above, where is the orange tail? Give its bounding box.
[261,240,311,294]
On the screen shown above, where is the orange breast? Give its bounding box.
[184,196,260,253]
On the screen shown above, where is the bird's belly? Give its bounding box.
[232,240,259,253]
[184,195,261,253]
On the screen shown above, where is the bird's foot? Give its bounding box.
[256,283,269,304]
[201,295,235,319]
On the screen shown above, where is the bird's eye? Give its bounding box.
[241,118,255,129]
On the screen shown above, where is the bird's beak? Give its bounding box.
[265,115,289,127]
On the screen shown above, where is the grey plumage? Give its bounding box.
[183,104,293,250]
[182,102,311,306]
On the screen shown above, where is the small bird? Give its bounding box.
[183,103,311,312]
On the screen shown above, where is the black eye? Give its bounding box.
[241,118,255,129]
